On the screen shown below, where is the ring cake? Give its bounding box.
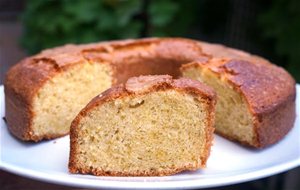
[4,38,296,148]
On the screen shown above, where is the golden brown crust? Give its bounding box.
[69,164,199,177]
[125,75,173,92]
[253,93,296,148]
[4,37,296,147]
[4,81,33,141]
[69,75,216,176]
[4,58,58,141]
[220,59,296,148]
[4,56,87,141]
[197,41,271,65]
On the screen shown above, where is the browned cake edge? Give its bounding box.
[181,59,296,148]
[68,75,216,176]
[4,58,74,141]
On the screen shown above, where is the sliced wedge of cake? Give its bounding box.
[69,75,216,176]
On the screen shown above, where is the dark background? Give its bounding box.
[0,0,299,189]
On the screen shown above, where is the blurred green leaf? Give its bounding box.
[21,0,200,54]
[22,0,144,54]
[115,0,142,26]
[120,21,143,38]
[259,0,300,81]
[149,0,179,27]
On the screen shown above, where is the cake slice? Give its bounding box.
[69,75,216,176]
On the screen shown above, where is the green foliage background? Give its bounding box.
[259,0,300,81]
[21,0,195,53]
[21,0,300,81]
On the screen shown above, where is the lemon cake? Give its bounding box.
[4,38,296,148]
[68,75,216,176]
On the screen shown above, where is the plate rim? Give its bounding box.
[1,155,300,189]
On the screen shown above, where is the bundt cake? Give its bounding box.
[4,37,296,148]
[4,38,205,141]
[68,75,216,176]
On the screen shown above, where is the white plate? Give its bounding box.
[0,85,299,189]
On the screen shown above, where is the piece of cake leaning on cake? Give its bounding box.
[69,75,216,176]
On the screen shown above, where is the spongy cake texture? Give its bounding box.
[69,75,216,176]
